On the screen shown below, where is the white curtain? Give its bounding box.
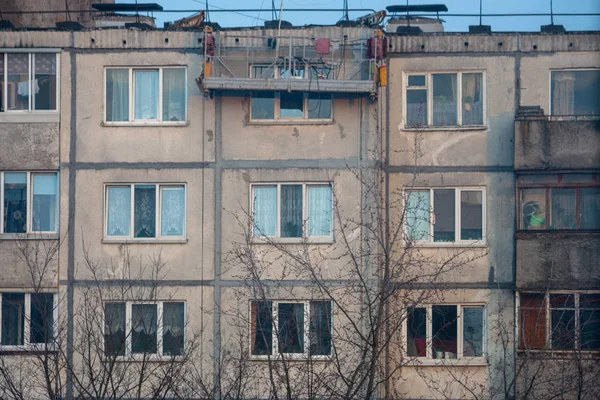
[253,186,277,236]
[134,70,159,120]
[32,174,57,232]
[107,187,131,236]
[552,72,576,116]
[161,186,185,236]
[106,69,129,121]
[550,189,576,229]
[406,191,430,241]
[462,73,483,125]
[308,186,332,237]
[163,68,186,122]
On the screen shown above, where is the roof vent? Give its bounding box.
[469,25,491,33]
[264,20,292,29]
[541,24,566,33]
[55,21,85,30]
[386,4,447,33]
[125,22,154,30]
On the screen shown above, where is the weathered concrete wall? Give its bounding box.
[0,240,58,289]
[515,119,600,170]
[516,233,600,289]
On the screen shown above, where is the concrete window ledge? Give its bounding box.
[0,113,60,123]
[247,120,336,126]
[0,233,59,240]
[102,239,188,245]
[101,122,189,128]
[401,126,488,132]
[405,359,488,367]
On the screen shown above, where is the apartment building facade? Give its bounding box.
[0,15,598,400]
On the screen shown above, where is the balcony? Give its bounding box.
[515,108,600,171]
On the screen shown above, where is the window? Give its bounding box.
[1,172,59,234]
[518,174,599,230]
[104,301,185,357]
[105,184,186,240]
[405,188,485,245]
[0,293,55,348]
[407,304,485,359]
[405,72,484,127]
[252,183,333,240]
[105,67,187,123]
[251,92,332,121]
[551,70,600,116]
[0,53,58,112]
[250,300,332,358]
[519,292,600,351]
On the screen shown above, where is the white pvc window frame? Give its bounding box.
[403,70,487,128]
[0,171,60,235]
[102,300,186,359]
[548,68,600,117]
[404,187,487,247]
[249,299,333,360]
[0,292,58,351]
[103,66,188,125]
[103,183,187,241]
[1,52,60,113]
[403,303,487,361]
[250,182,334,243]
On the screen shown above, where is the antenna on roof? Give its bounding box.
[550,0,554,25]
[541,0,565,32]
[271,1,278,21]
[342,0,349,22]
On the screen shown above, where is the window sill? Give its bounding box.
[412,242,487,248]
[250,355,332,362]
[401,125,487,132]
[0,233,59,240]
[251,237,334,245]
[107,354,186,363]
[406,358,488,367]
[248,119,335,126]
[102,238,188,244]
[102,121,188,128]
[517,349,600,358]
[0,345,58,354]
[0,112,60,123]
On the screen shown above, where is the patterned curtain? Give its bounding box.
[308,185,332,237]
[134,70,159,120]
[106,69,129,122]
[253,186,277,236]
[107,187,131,236]
[104,303,126,356]
[163,68,186,122]
[131,304,157,354]
[161,187,185,236]
[134,186,156,238]
[163,302,185,356]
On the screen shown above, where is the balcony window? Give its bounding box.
[251,92,332,121]
[551,70,600,116]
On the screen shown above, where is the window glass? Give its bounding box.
[134,185,156,238]
[308,93,331,119]
[162,68,186,122]
[251,301,273,355]
[279,66,305,79]
[1,293,25,345]
[580,294,600,350]
[107,187,131,237]
[408,75,425,87]
[104,303,126,356]
[253,186,277,237]
[579,188,600,230]
[131,304,158,354]
[550,294,576,349]
[32,174,57,232]
[253,65,275,79]
[161,186,185,237]
[30,293,54,344]
[163,302,185,356]
[521,189,546,230]
[134,70,159,120]
[251,92,275,119]
[7,53,29,111]
[3,172,27,234]
[407,307,427,357]
[308,185,332,237]
[463,307,484,357]
[278,303,304,354]
[433,189,455,242]
[280,185,303,238]
[519,293,546,350]
[34,54,57,111]
[280,92,304,118]
[0,54,4,111]
[432,73,457,126]
[551,70,600,116]
[106,69,129,122]
[406,89,427,127]
[309,301,332,356]
[550,189,576,229]
[432,305,457,359]
[462,73,483,125]
[461,190,483,240]
[406,191,430,241]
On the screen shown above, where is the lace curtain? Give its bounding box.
[161,187,185,236]
[462,73,483,125]
[132,304,157,354]
[163,303,185,356]
[552,71,576,116]
[163,68,186,122]
[134,70,159,120]
[308,186,332,237]
[107,187,131,236]
[253,186,277,236]
[104,303,126,356]
[106,69,129,121]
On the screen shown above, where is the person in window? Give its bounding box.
[522,201,545,229]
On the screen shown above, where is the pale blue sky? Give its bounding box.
[121,0,600,31]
